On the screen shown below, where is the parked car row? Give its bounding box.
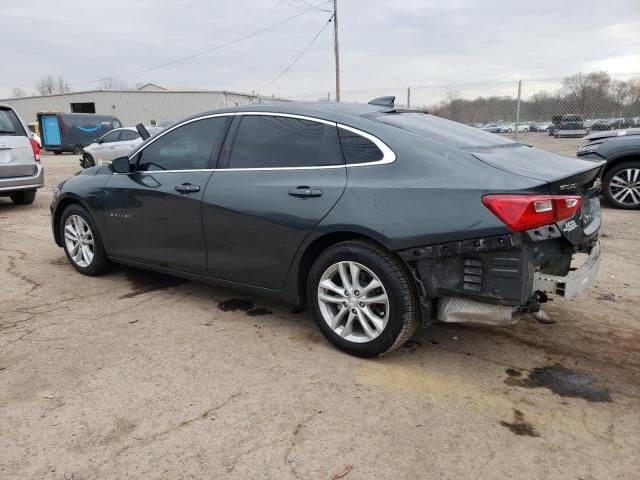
[468,116,640,138]
[473,121,553,133]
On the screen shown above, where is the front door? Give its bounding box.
[103,116,231,274]
[202,114,347,289]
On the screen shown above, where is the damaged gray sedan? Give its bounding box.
[50,98,603,357]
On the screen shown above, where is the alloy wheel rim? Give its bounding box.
[317,261,389,343]
[64,215,95,267]
[609,168,640,206]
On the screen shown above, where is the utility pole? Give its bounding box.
[333,0,341,102]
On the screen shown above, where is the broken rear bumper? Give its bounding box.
[534,241,600,299]
[399,232,600,325]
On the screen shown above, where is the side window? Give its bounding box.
[137,116,230,171]
[228,115,343,169]
[119,130,140,141]
[338,128,383,164]
[101,130,121,143]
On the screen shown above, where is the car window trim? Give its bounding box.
[122,111,395,174]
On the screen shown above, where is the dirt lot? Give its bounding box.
[1,134,639,479]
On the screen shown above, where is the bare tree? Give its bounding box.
[35,75,71,95]
[98,77,129,90]
[10,87,27,98]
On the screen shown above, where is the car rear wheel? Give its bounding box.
[307,240,419,357]
[73,145,83,155]
[603,161,640,210]
[10,190,36,205]
[60,204,112,275]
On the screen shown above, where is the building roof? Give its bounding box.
[136,82,209,92]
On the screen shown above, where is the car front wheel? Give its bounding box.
[81,153,95,169]
[603,161,640,209]
[60,204,112,275]
[307,240,419,357]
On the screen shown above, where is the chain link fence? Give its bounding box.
[290,72,640,140]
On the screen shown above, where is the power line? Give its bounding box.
[256,17,332,92]
[2,1,331,88]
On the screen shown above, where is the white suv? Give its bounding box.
[0,104,43,204]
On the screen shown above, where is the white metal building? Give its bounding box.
[1,88,282,126]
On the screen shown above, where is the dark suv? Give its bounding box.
[550,114,586,138]
[50,99,603,357]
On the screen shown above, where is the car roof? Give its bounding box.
[190,101,404,125]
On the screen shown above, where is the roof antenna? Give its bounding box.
[368,96,395,107]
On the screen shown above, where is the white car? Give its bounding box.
[499,123,530,133]
[81,126,162,168]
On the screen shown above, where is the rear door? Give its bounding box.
[40,114,62,148]
[91,129,122,164]
[202,113,347,289]
[103,115,231,273]
[0,107,35,179]
[113,129,142,159]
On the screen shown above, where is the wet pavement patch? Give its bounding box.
[500,409,539,437]
[246,308,273,317]
[218,299,254,312]
[505,365,612,403]
[120,269,189,299]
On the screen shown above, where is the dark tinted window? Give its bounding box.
[0,108,26,136]
[119,130,140,141]
[338,128,383,164]
[138,117,230,171]
[101,130,121,143]
[228,115,343,168]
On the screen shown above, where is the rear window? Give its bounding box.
[377,113,513,148]
[338,129,383,164]
[0,108,26,136]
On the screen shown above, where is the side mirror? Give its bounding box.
[111,156,131,174]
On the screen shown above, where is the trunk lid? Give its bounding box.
[469,143,604,245]
[0,106,36,178]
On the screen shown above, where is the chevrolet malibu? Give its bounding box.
[50,99,603,357]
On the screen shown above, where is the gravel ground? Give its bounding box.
[1,134,639,479]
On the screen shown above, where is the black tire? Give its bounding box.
[307,240,419,358]
[602,161,640,210]
[10,190,36,205]
[60,204,112,275]
[73,145,83,155]
[82,153,95,169]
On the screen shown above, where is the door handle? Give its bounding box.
[288,186,323,198]
[175,183,201,193]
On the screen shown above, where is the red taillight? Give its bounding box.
[29,138,40,161]
[482,194,581,232]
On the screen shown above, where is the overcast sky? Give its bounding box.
[1,0,639,101]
